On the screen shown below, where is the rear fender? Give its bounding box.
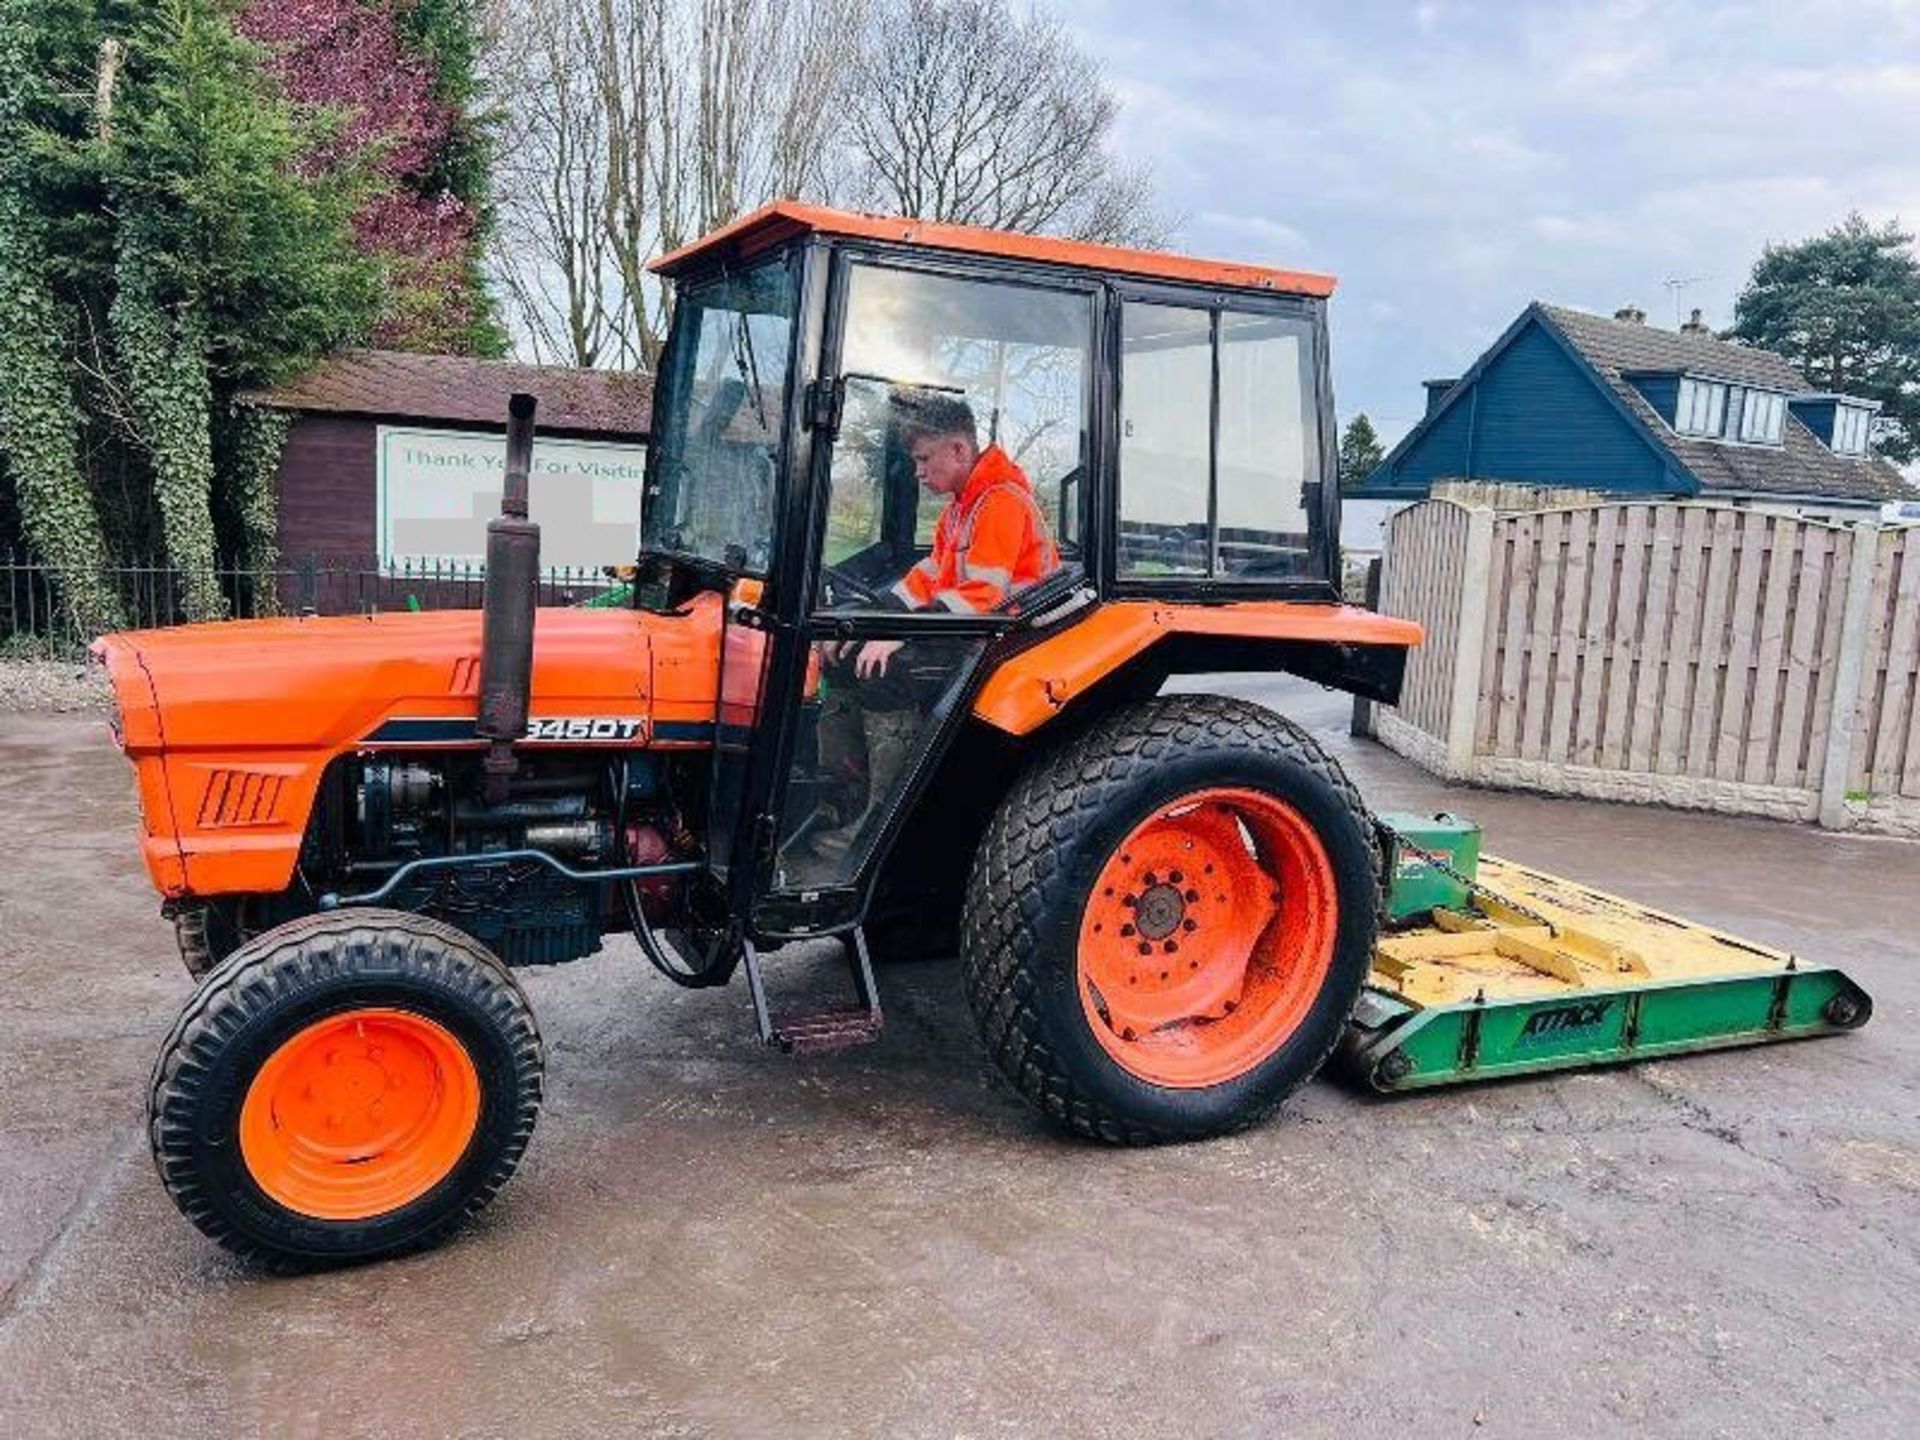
[970,600,1422,736]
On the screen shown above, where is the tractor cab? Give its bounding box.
[632,204,1356,937]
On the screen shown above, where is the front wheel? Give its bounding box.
[960,695,1378,1143]
[150,910,543,1269]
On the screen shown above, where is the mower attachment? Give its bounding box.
[1342,849,1873,1093]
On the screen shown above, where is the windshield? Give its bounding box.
[641,260,798,573]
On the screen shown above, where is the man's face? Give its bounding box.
[908,431,977,496]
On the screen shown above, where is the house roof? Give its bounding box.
[1541,304,1807,390]
[1535,304,1913,504]
[250,351,653,438]
[651,200,1338,298]
[1367,303,1913,506]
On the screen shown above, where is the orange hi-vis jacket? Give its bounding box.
[890,445,1060,613]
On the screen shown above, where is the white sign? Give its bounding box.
[376,426,648,568]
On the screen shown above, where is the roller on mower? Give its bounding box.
[92,204,1871,1269]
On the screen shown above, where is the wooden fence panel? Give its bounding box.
[1776,527,1833,788]
[1379,501,1471,741]
[1626,508,1678,773]
[1856,526,1920,799]
[1571,505,1619,767]
[1741,514,1794,786]
[1372,496,1918,835]
[1806,527,1853,791]
[1496,512,1538,755]
[1599,504,1648,769]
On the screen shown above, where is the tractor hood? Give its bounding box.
[92,599,726,899]
[93,602,725,757]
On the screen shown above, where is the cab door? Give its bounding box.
[742,252,1101,938]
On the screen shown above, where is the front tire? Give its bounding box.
[150,910,543,1269]
[959,695,1378,1143]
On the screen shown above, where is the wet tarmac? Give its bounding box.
[2,679,1916,1437]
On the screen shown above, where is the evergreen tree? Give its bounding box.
[1731,213,1920,464]
[1338,413,1385,492]
[107,0,378,619]
[0,0,378,628]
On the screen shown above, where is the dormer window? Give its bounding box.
[1735,388,1785,443]
[1832,404,1872,456]
[1676,377,1726,435]
[1675,377,1784,445]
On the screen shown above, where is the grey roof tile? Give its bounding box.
[1536,304,1914,504]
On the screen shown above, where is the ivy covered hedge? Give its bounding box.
[0,0,497,635]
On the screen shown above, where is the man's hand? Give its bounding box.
[854,639,904,679]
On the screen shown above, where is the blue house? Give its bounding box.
[1358,302,1915,513]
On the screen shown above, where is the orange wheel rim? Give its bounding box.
[1077,787,1338,1089]
[239,1008,481,1222]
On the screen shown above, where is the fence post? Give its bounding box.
[1442,506,1496,780]
[1817,523,1882,829]
[1350,556,1383,738]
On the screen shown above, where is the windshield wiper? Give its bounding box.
[840,371,967,396]
[732,307,771,432]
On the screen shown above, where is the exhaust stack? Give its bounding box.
[478,392,540,801]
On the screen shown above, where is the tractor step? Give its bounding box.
[1341,849,1873,1093]
[740,928,884,1054]
[770,1008,885,1055]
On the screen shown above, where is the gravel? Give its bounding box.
[0,658,114,714]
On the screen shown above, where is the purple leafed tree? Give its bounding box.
[239,0,483,352]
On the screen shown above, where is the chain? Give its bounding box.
[1377,820,1559,936]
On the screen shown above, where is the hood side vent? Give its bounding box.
[197,770,286,829]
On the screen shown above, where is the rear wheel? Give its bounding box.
[960,695,1377,1143]
[150,910,542,1269]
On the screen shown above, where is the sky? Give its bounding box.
[1052,0,1920,448]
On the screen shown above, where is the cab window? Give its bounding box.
[820,263,1092,608]
[640,260,797,574]
[1118,301,1321,580]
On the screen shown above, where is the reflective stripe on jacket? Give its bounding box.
[891,445,1059,613]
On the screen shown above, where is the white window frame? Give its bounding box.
[1737,389,1784,444]
[1833,404,1871,455]
[1676,377,1729,437]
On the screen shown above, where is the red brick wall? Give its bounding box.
[275,415,380,561]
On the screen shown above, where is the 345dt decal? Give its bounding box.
[365,715,648,745]
[526,717,644,742]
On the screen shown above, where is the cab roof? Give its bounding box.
[650,201,1337,299]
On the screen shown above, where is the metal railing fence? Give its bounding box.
[0,551,624,656]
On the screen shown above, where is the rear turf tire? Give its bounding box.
[959,695,1378,1144]
[150,910,543,1270]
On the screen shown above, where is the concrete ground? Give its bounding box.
[1,679,1916,1438]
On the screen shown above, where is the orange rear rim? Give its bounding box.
[239,1008,481,1222]
[1077,787,1338,1088]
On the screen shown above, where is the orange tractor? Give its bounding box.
[96,205,1423,1266]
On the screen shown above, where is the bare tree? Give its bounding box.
[844,0,1167,246]
[488,0,862,369]
[489,0,620,366]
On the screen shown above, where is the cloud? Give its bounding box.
[1052,0,1920,446]
[1192,211,1313,259]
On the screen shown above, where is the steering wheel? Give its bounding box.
[821,564,884,607]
